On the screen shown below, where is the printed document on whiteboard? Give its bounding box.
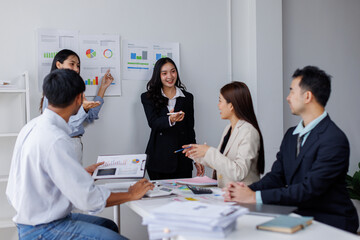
[122,40,180,80]
[37,29,121,97]
[92,154,146,179]
[37,29,79,92]
[79,35,121,96]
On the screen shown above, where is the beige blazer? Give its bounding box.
[197,120,260,188]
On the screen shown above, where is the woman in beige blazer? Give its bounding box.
[183,82,264,188]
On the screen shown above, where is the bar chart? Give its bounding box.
[43,52,58,59]
[130,51,148,60]
[155,52,173,60]
[85,76,99,85]
[122,40,180,80]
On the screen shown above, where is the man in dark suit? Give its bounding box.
[224,66,359,233]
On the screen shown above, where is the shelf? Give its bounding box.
[0,72,29,227]
[0,89,26,93]
[0,133,18,137]
[0,176,8,182]
[0,219,15,229]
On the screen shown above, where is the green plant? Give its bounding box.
[346,162,360,201]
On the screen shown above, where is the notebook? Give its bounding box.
[256,215,313,234]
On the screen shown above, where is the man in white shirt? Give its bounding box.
[6,69,154,239]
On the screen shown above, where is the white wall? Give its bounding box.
[1,0,230,239]
[0,0,229,166]
[80,0,230,171]
[232,0,283,173]
[282,0,360,175]
[1,0,285,239]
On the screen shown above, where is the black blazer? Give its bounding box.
[141,90,196,173]
[250,115,358,233]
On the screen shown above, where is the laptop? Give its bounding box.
[237,203,297,217]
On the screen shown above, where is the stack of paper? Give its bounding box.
[143,201,248,239]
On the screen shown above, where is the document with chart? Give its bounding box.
[92,154,147,179]
[37,28,79,92]
[79,35,121,96]
[122,40,180,80]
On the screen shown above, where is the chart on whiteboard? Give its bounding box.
[79,35,121,96]
[122,40,180,80]
[37,29,79,92]
[37,29,121,96]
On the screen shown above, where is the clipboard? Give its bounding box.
[92,154,147,179]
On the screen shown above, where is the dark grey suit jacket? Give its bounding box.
[250,115,359,233]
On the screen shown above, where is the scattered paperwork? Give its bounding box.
[143,201,248,239]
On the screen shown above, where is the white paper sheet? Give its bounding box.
[122,40,180,81]
[79,35,121,96]
[37,29,121,96]
[37,29,79,92]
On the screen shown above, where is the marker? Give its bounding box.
[167,112,183,115]
[174,146,191,153]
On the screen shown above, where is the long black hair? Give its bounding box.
[220,81,265,174]
[40,49,81,112]
[50,49,80,72]
[145,57,185,112]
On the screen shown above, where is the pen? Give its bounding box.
[174,146,191,153]
[167,112,183,115]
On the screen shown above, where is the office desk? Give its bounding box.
[126,196,359,240]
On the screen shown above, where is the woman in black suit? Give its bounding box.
[141,58,202,180]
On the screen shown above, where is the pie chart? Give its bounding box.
[86,49,96,58]
[103,49,113,58]
[132,159,140,164]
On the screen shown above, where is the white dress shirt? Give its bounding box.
[6,109,110,225]
[161,87,185,126]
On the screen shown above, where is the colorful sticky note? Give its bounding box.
[185,197,198,201]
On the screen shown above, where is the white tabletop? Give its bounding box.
[126,190,359,240]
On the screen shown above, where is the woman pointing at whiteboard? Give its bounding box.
[40,49,114,163]
[141,57,203,180]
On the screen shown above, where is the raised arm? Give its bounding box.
[97,69,114,98]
